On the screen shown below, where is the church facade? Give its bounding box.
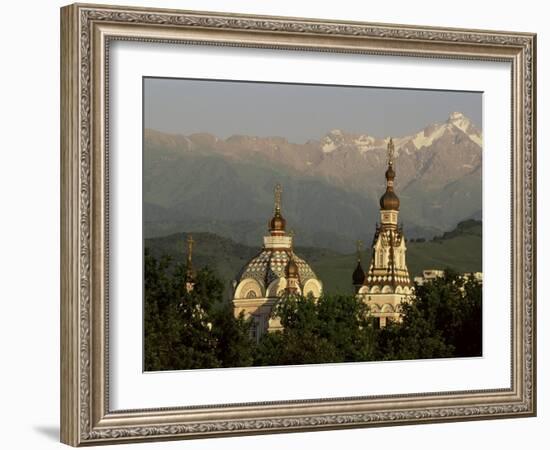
[353,139,413,326]
[231,184,323,341]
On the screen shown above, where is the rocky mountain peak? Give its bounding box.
[447,111,470,131]
[144,112,483,245]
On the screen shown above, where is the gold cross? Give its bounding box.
[356,239,363,260]
[274,183,282,212]
[387,137,395,165]
[187,235,194,260]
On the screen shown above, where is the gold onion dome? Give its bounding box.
[286,254,299,278]
[269,211,286,233]
[269,183,286,233]
[380,138,400,211]
[380,189,400,211]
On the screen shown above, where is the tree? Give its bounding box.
[143,249,176,371]
[375,270,482,361]
[211,306,254,368]
[316,293,377,362]
[254,292,377,366]
[144,249,255,371]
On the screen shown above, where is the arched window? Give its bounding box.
[382,285,392,294]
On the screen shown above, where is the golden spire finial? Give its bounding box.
[387,138,395,166]
[356,239,363,261]
[186,234,194,265]
[274,183,282,213]
[289,229,295,250]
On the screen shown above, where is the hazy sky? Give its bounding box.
[144,77,482,143]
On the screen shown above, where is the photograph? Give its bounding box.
[143,78,483,371]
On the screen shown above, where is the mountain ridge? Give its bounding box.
[144,112,482,252]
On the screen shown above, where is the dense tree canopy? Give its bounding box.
[144,251,482,371]
[375,270,482,361]
[144,249,253,371]
[254,293,377,366]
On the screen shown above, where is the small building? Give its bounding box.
[414,269,483,286]
[413,269,445,286]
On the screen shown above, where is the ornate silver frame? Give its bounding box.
[60,3,536,446]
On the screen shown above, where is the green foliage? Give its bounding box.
[143,249,254,371]
[254,293,377,366]
[145,250,482,371]
[211,307,254,368]
[375,270,482,361]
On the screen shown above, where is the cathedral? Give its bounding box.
[231,184,323,341]
[353,138,413,326]
[231,140,411,336]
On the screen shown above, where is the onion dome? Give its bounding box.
[379,188,400,211]
[269,211,286,233]
[353,260,365,285]
[379,138,400,210]
[237,249,317,287]
[286,254,300,279]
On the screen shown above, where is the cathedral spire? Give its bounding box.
[274,183,282,214]
[185,234,196,293]
[387,137,395,167]
[269,183,287,235]
[186,234,194,267]
[379,138,400,212]
[355,140,412,327]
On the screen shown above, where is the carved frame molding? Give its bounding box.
[61,3,536,446]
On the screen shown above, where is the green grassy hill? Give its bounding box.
[145,219,481,297]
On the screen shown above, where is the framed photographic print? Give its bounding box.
[60,3,537,446]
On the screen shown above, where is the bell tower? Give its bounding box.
[355,139,412,326]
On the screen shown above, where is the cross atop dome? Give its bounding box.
[185,234,196,293]
[274,183,282,212]
[387,137,395,166]
[269,183,286,235]
[380,138,400,213]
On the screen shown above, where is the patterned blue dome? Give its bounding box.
[237,249,318,287]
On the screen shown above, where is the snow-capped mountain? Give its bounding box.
[319,112,481,155]
[144,112,482,248]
